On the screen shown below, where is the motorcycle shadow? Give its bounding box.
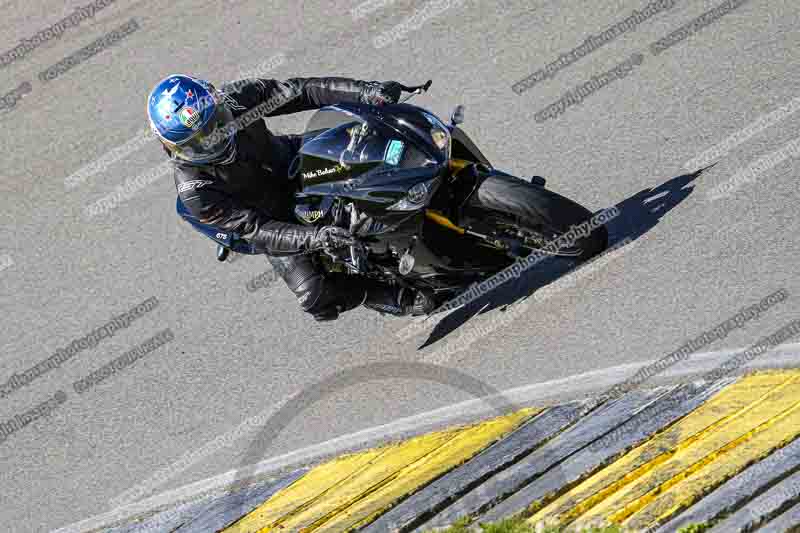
[416,165,714,350]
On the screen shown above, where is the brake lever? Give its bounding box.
[398,80,432,93]
[397,80,433,103]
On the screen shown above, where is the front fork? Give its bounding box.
[425,209,525,259]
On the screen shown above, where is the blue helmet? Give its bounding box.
[147,74,236,164]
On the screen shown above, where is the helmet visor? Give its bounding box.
[167,99,235,163]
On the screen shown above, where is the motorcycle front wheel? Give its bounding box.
[463,172,609,261]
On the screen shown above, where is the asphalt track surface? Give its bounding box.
[0,0,798,531]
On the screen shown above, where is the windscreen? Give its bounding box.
[298,107,437,177]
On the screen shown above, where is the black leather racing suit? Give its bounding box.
[172,76,404,321]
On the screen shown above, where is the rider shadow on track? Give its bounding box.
[416,165,714,350]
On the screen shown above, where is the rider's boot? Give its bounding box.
[363,285,436,317]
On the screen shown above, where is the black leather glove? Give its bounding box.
[349,212,386,237]
[361,81,403,106]
[308,225,356,251]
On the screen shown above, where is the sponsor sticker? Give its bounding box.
[301,164,345,180]
[385,139,404,165]
[177,179,212,193]
[295,206,326,223]
[179,106,201,128]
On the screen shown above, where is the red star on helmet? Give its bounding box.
[186,90,194,98]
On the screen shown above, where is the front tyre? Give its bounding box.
[463,172,609,261]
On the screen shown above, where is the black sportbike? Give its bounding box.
[179,81,608,307]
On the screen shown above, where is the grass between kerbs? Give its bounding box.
[428,516,624,532]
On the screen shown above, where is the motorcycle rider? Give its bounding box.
[147,74,434,321]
